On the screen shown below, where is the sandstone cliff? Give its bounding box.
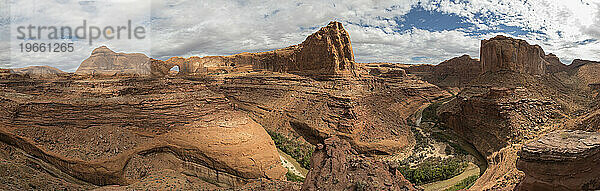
[405,54,480,89]
[217,71,449,156]
[437,35,588,190]
[301,137,416,191]
[76,46,152,76]
[152,21,356,78]
[0,76,286,188]
[569,59,600,87]
[480,35,548,75]
[517,130,600,190]
[252,21,355,76]
[543,53,568,74]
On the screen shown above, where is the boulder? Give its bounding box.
[480,35,547,75]
[517,130,600,190]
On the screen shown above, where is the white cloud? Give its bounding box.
[2,0,599,72]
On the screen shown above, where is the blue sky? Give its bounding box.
[2,0,600,72]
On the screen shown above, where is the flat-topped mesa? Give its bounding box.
[252,21,356,77]
[517,130,600,190]
[12,66,66,77]
[76,46,151,76]
[406,54,480,88]
[480,35,548,75]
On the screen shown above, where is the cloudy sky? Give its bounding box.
[1,0,599,72]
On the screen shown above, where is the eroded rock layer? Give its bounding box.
[11,66,66,78]
[543,53,568,74]
[216,71,449,155]
[301,136,416,191]
[517,130,600,190]
[437,35,591,190]
[0,76,286,188]
[481,35,548,75]
[76,46,152,76]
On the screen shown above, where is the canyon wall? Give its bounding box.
[480,35,548,75]
[0,77,286,187]
[438,35,575,190]
[405,54,480,88]
[517,130,600,190]
[301,136,416,191]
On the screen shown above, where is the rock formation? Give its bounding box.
[405,54,480,88]
[76,46,152,76]
[0,76,286,188]
[11,66,65,77]
[85,22,355,78]
[152,21,356,78]
[436,35,588,190]
[251,21,355,76]
[517,130,600,190]
[543,53,568,74]
[301,136,416,191]
[568,59,600,86]
[480,35,547,75]
[360,63,409,78]
[569,59,600,69]
[218,71,449,156]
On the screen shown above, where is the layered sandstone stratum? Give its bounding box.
[437,35,598,190]
[517,130,600,190]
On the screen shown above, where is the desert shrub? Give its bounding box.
[444,175,479,191]
[411,127,432,153]
[267,130,314,169]
[398,157,468,185]
[421,102,441,122]
[432,131,469,156]
[285,170,305,183]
